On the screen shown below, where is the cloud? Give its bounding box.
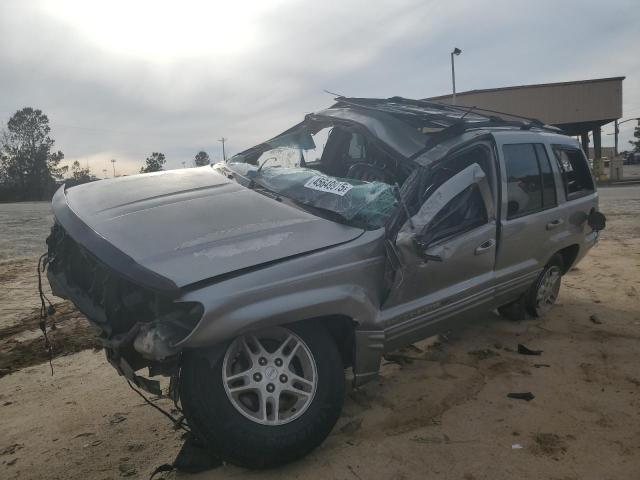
[1,0,638,176]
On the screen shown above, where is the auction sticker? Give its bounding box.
[304,176,353,196]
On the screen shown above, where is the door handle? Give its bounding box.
[546,219,564,230]
[475,239,495,255]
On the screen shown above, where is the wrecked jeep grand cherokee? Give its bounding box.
[45,97,605,468]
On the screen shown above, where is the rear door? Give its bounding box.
[493,138,562,305]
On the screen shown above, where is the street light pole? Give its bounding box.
[450,47,462,106]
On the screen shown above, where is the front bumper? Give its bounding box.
[46,223,201,394]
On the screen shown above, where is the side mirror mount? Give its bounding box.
[587,209,606,232]
[412,234,443,263]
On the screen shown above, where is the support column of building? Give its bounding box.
[592,127,602,180]
[580,133,590,156]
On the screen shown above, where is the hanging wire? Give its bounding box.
[126,380,191,434]
[37,253,55,375]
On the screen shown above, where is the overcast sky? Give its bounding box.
[1,0,638,176]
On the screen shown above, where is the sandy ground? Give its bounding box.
[1,187,639,479]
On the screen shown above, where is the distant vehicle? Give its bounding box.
[45,97,605,468]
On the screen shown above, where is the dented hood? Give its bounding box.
[52,167,363,292]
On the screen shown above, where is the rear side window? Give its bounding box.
[552,146,594,199]
[535,144,557,209]
[503,143,557,219]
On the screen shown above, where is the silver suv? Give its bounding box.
[45,97,605,468]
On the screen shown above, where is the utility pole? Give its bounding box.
[111,159,117,177]
[219,137,227,161]
[450,47,462,106]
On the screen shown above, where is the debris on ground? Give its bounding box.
[589,314,603,325]
[507,392,535,401]
[511,443,523,449]
[517,344,543,356]
[534,364,551,368]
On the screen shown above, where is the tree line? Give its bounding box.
[139,150,211,173]
[1,107,216,202]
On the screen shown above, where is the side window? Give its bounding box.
[503,143,556,219]
[552,146,594,199]
[535,144,557,209]
[423,185,488,245]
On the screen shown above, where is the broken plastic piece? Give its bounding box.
[511,443,524,449]
[507,392,535,401]
[517,344,542,356]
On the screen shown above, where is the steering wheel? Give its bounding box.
[347,162,395,184]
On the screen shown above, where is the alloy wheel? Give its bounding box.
[222,327,317,425]
[534,265,561,315]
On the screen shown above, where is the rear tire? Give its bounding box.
[498,254,564,321]
[179,322,345,469]
[526,254,563,317]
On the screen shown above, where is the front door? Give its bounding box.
[382,143,498,349]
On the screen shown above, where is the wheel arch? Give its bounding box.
[313,314,357,368]
[553,244,580,273]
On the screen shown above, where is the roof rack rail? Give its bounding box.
[332,96,561,134]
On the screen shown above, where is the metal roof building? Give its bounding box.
[426,76,625,160]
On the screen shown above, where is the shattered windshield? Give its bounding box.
[222,124,400,230]
[224,163,397,230]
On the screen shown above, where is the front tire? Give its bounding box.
[179,322,345,468]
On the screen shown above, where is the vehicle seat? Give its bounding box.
[347,162,395,184]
